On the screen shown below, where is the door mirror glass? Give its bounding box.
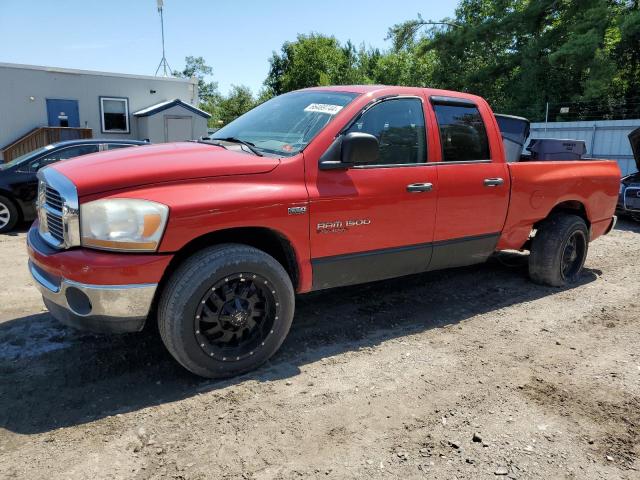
[341,132,379,165]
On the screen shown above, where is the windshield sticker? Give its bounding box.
[304,103,344,115]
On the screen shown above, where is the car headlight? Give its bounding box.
[80,199,169,252]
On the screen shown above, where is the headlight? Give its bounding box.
[80,199,169,252]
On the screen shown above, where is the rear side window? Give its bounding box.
[433,104,490,162]
[347,98,426,165]
[106,143,135,150]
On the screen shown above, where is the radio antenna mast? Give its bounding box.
[155,0,172,76]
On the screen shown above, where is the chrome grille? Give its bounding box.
[44,185,64,243]
[45,186,64,211]
[37,169,80,249]
[45,211,64,242]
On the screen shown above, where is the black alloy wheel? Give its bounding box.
[560,230,587,282]
[194,273,279,361]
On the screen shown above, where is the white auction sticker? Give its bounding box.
[304,103,344,115]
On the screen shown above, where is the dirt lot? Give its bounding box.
[0,220,639,480]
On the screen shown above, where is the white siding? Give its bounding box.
[0,63,198,160]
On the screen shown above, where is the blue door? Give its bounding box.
[46,99,80,128]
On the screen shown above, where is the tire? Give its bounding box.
[528,214,589,287]
[0,195,19,234]
[631,213,640,223]
[158,244,295,378]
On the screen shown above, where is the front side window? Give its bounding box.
[211,91,358,156]
[433,103,490,162]
[100,97,130,133]
[347,98,426,165]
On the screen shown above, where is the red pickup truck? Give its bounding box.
[27,86,620,378]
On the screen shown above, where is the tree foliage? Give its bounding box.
[391,0,640,120]
[172,55,218,103]
[173,57,260,127]
[265,1,640,121]
[179,1,640,125]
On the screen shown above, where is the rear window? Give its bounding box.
[433,104,490,162]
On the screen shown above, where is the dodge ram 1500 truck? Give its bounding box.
[27,86,621,378]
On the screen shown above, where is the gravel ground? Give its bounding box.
[0,220,639,480]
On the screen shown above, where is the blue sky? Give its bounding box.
[0,0,459,95]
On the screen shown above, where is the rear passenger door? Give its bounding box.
[428,96,510,270]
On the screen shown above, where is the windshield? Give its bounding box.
[0,145,54,170]
[211,91,359,156]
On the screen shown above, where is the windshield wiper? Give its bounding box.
[208,137,263,157]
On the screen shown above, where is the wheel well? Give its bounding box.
[544,200,590,227]
[161,227,300,291]
[525,200,590,250]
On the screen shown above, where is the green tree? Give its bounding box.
[389,0,640,120]
[173,55,219,103]
[217,85,256,125]
[265,34,374,95]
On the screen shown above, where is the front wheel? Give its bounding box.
[158,244,295,378]
[528,214,589,287]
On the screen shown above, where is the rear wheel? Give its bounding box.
[529,214,589,287]
[158,244,295,378]
[0,195,19,234]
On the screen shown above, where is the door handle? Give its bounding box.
[406,182,433,193]
[483,177,504,187]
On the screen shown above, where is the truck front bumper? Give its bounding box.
[27,224,171,334]
[29,260,157,333]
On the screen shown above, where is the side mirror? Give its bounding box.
[318,132,379,170]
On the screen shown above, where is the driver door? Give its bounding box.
[308,97,438,289]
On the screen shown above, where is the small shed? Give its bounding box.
[133,99,210,143]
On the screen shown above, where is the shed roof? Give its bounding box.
[133,99,211,118]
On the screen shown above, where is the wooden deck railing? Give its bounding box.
[1,127,93,163]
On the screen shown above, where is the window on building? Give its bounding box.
[100,97,130,133]
[346,98,427,165]
[432,103,490,162]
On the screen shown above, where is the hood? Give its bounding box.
[630,127,640,172]
[51,142,280,196]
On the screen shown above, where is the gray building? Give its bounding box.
[0,62,210,161]
[529,119,640,176]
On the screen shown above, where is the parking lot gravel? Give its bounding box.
[1,220,639,479]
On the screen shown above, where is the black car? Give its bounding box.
[0,139,148,233]
[617,128,640,222]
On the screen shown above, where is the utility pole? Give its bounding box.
[155,0,172,77]
[545,102,549,132]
